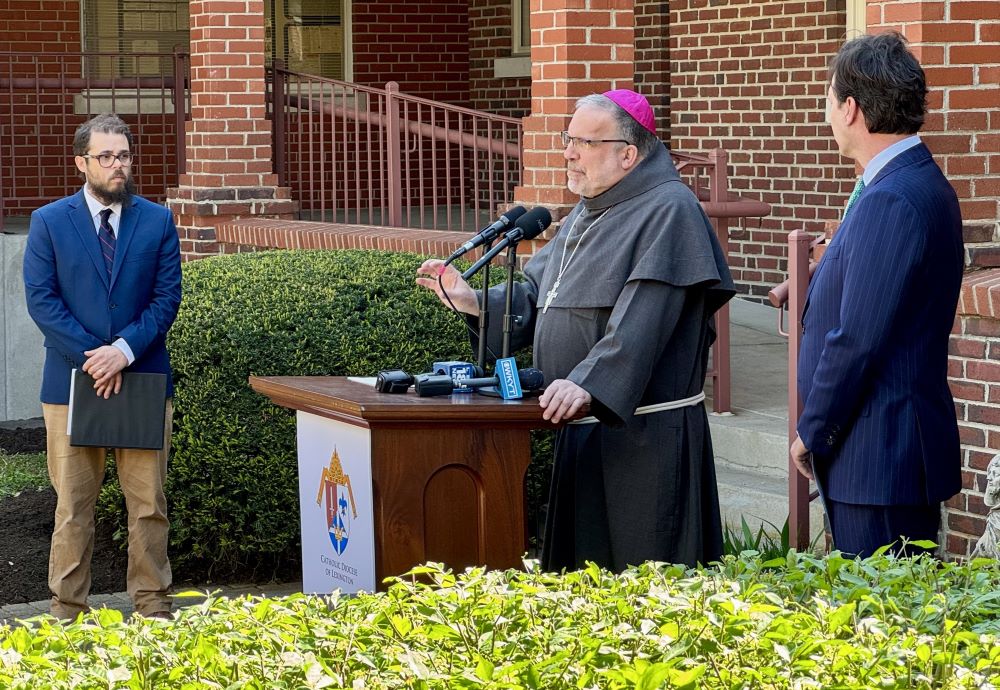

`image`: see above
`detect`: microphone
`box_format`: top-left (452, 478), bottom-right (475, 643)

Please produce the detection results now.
top-left (443, 206), bottom-right (527, 265)
top-left (463, 367), bottom-right (544, 392)
top-left (432, 360), bottom-right (484, 392)
top-left (461, 207), bottom-right (552, 280)
top-left (415, 357), bottom-right (544, 399)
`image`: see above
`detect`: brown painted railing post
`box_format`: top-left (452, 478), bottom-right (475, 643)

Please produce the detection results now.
top-left (172, 47), bottom-right (187, 178)
top-left (385, 81), bottom-right (403, 227)
top-left (272, 59), bottom-right (287, 187)
top-left (787, 229), bottom-right (812, 550)
top-left (708, 148), bottom-right (731, 415)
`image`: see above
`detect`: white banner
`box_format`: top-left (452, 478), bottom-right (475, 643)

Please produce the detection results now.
top-left (296, 411), bottom-right (375, 594)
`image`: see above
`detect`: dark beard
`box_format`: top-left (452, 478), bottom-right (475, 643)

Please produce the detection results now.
top-left (88, 175), bottom-right (135, 205)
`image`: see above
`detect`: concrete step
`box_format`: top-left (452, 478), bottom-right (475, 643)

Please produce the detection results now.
top-left (709, 408), bottom-right (789, 479)
top-left (716, 463), bottom-right (826, 547)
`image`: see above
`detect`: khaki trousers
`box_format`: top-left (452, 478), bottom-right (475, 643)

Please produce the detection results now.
top-left (42, 401), bottom-right (173, 619)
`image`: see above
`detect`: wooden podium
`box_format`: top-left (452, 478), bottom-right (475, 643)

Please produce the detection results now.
top-left (250, 375), bottom-right (552, 592)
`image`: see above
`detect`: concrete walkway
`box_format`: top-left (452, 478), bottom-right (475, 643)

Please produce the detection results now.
top-left (0, 581), bottom-right (303, 627)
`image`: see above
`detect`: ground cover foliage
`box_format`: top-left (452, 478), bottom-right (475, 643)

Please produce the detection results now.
top-left (2, 552), bottom-right (1000, 688)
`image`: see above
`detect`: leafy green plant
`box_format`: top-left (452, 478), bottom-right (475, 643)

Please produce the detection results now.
top-left (0, 452), bottom-right (48, 499)
top-left (722, 515), bottom-right (791, 560)
top-left (3, 554), bottom-right (1000, 688)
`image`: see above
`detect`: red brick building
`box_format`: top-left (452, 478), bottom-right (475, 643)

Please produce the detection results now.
top-left (1, 0), bottom-right (998, 558)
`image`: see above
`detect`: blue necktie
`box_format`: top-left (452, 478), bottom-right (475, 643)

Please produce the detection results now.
top-left (842, 177), bottom-right (865, 221)
top-left (98, 208), bottom-right (116, 281)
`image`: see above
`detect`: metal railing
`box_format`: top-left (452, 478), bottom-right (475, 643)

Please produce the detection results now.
top-left (768, 230), bottom-right (821, 550)
top-left (268, 62), bottom-right (523, 232)
top-left (0, 51), bottom-right (189, 231)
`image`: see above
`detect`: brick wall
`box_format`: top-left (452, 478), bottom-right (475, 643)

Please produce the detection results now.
top-left (0, 0), bottom-right (79, 52)
top-left (866, 0), bottom-right (1000, 228)
top-left (635, 0), bottom-right (671, 142)
top-left (946, 271), bottom-right (1000, 557)
top-left (469, 0), bottom-right (531, 117)
top-left (669, 0), bottom-right (853, 300)
top-left (352, 0), bottom-right (470, 105)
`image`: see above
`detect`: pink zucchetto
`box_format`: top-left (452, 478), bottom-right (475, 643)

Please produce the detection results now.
top-left (602, 89), bottom-right (656, 135)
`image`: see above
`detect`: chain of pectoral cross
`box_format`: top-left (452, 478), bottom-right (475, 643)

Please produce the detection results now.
top-left (543, 206), bottom-right (613, 314)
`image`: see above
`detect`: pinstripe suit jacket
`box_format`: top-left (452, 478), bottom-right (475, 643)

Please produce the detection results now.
top-left (797, 143), bottom-right (963, 505)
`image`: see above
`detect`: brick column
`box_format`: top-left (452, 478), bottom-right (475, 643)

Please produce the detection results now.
top-left (166, 0), bottom-right (296, 259)
top-left (514, 0), bottom-right (637, 227)
top-left (867, 0), bottom-right (1000, 229)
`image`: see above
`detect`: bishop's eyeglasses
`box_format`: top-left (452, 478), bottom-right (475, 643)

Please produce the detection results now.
top-left (81, 152), bottom-right (134, 168)
top-left (560, 131), bottom-right (631, 150)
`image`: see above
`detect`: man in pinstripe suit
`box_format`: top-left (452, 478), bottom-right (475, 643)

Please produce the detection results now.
top-left (790, 32), bottom-right (964, 559)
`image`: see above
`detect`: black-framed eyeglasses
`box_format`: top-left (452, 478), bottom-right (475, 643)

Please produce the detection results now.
top-left (82, 152), bottom-right (134, 168)
top-left (560, 131), bottom-right (631, 150)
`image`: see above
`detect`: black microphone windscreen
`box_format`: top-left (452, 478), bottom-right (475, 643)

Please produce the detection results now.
top-left (518, 367), bottom-right (545, 391)
top-left (513, 207), bottom-right (552, 240)
top-left (502, 205), bottom-right (528, 224)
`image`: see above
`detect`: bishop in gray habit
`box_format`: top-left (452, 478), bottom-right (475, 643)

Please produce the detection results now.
top-left (417, 89), bottom-right (735, 573)
top-left (486, 142), bottom-right (733, 571)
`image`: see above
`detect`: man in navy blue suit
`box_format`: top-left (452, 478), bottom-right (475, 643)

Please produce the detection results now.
top-left (790, 32), bottom-right (964, 559)
top-left (23, 114), bottom-right (182, 619)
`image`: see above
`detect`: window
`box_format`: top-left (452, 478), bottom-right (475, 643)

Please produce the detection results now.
top-left (265, 0), bottom-right (350, 80)
top-left (512, 0), bottom-right (530, 55)
top-left (81, 0), bottom-right (189, 78)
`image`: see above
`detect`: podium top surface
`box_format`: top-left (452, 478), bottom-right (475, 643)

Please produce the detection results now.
top-left (250, 375), bottom-right (557, 427)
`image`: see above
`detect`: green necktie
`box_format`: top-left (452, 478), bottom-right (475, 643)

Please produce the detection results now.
top-left (842, 177), bottom-right (865, 221)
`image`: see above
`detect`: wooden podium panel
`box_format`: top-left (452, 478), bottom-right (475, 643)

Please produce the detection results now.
top-left (250, 376), bottom-right (551, 589)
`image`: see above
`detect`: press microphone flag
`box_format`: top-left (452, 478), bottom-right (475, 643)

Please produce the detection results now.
top-left (443, 206), bottom-right (527, 266)
top-left (461, 206), bottom-right (553, 280)
top-left (432, 361), bottom-right (484, 392)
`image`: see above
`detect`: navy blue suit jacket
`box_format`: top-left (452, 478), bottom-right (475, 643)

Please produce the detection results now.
top-left (797, 143), bottom-right (963, 505)
top-left (23, 190), bottom-right (182, 404)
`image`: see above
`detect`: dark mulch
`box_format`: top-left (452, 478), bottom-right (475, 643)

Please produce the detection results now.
top-left (0, 424), bottom-right (128, 604)
top-left (0, 424), bottom-right (299, 606)
top-left (0, 425), bottom-right (46, 455)
top-left (0, 487), bottom-right (128, 604)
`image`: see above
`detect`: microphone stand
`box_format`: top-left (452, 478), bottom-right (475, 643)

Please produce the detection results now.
top-left (475, 240), bottom-right (493, 372)
top-left (500, 241), bottom-right (519, 359)
top-left (478, 239), bottom-right (520, 398)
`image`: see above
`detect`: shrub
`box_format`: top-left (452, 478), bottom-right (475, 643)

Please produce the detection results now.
top-left (3, 554), bottom-right (1000, 687)
top-left (99, 250), bottom-right (482, 580)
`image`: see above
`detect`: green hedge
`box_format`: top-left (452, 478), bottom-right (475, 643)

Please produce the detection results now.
top-left (100, 250), bottom-right (485, 579)
top-left (3, 554), bottom-right (1000, 687)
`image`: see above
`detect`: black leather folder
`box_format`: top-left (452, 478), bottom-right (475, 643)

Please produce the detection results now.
top-left (68, 369), bottom-right (167, 450)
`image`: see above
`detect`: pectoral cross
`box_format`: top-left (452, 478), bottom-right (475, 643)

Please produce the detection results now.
top-left (542, 280), bottom-right (560, 314)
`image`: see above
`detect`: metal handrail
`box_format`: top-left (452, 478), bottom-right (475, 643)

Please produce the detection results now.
top-left (0, 51), bottom-right (190, 229)
top-left (770, 230), bottom-right (822, 550)
top-left (268, 63), bottom-right (523, 233)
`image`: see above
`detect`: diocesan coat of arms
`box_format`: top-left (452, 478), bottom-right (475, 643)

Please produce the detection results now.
top-left (316, 448), bottom-right (358, 555)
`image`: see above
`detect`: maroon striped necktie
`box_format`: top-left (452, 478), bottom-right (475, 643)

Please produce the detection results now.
top-left (98, 208), bottom-right (116, 280)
